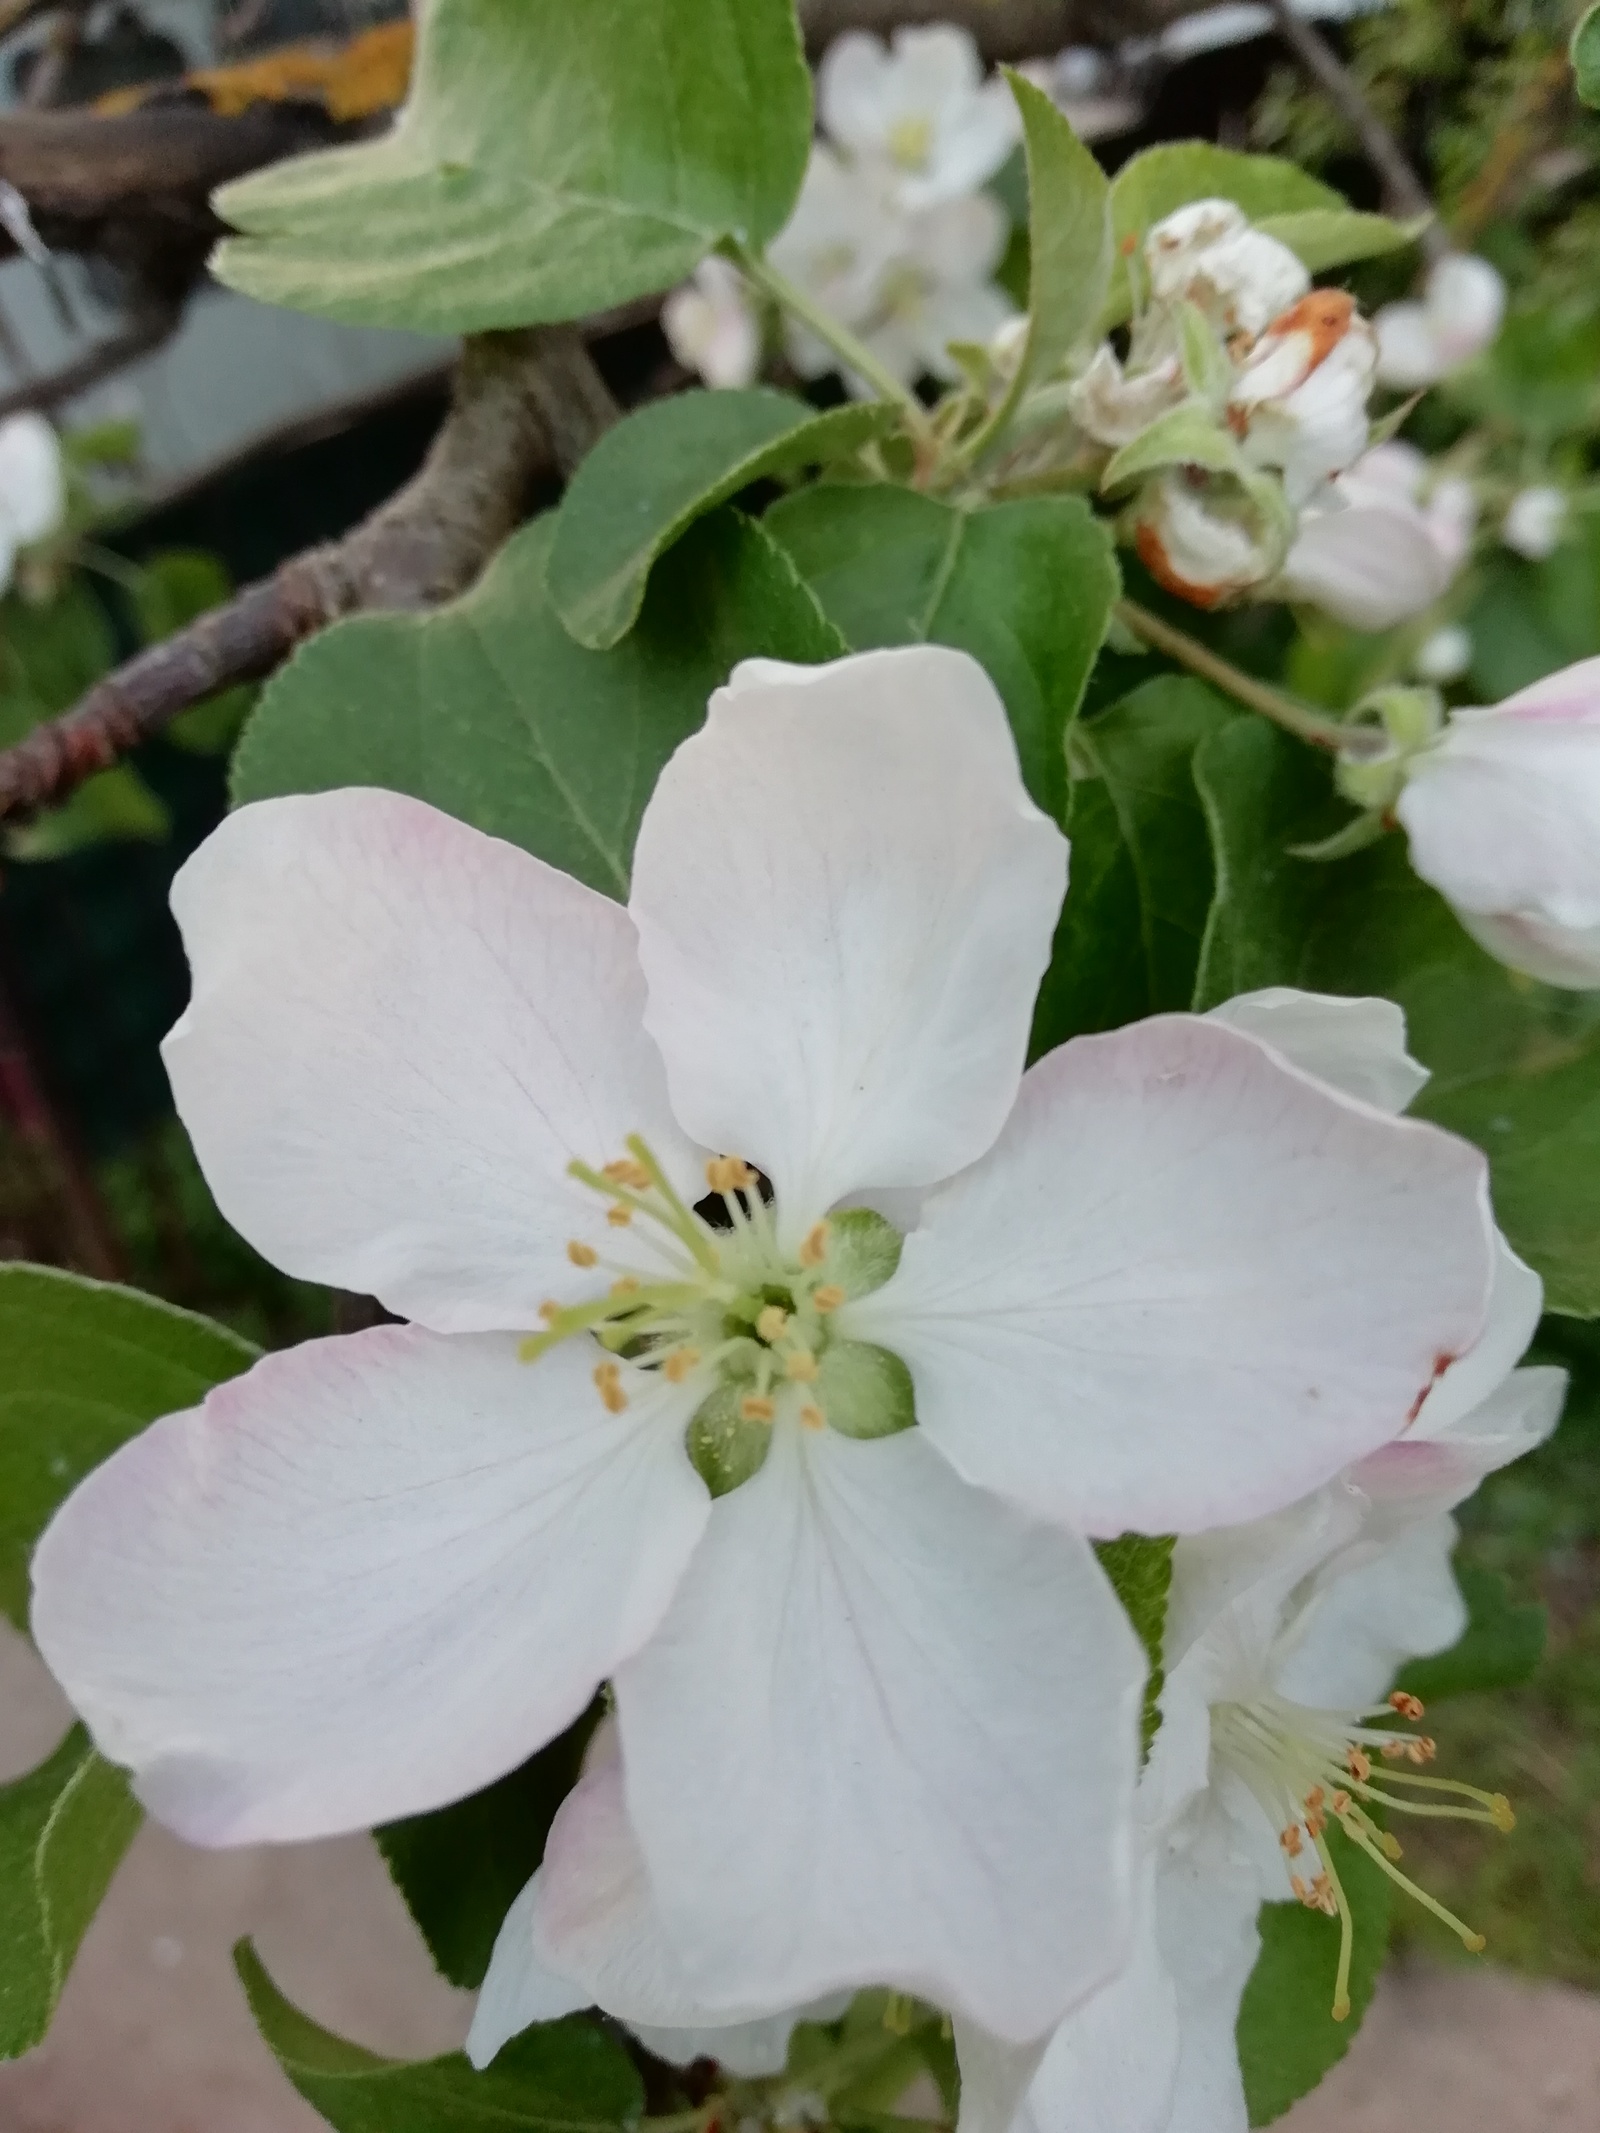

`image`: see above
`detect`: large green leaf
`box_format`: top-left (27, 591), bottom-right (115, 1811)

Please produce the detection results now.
top-left (237, 1944), bottom-right (644, 2132)
top-left (764, 484), bottom-right (1118, 821)
top-left (1189, 718), bottom-right (1600, 1316)
top-left (213, 0), bottom-right (811, 333)
top-left (377, 1710), bottom-right (596, 1991)
top-left (548, 391), bottom-right (894, 650)
top-left (0, 1266), bottom-right (258, 1630)
top-left (234, 510), bottom-right (843, 898)
top-left (1032, 678), bottom-right (1233, 1054)
top-left (1005, 72), bottom-right (1111, 388)
top-left (0, 1726), bottom-right (141, 2059)
top-left (1237, 1824), bottom-right (1392, 2126)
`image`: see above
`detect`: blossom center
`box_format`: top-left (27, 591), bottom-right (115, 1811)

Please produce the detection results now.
top-left (1212, 1688), bottom-right (1513, 2021)
top-left (521, 1138), bottom-right (911, 1488)
top-left (886, 113), bottom-right (935, 170)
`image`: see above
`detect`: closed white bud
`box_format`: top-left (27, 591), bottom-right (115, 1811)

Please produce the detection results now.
top-left (1502, 485), bottom-right (1568, 562)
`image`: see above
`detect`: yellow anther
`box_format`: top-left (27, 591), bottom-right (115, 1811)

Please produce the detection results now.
top-left (1280, 1825), bottom-right (1303, 1858)
top-left (1347, 1747), bottom-right (1372, 1783)
top-left (799, 1221), bottom-right (830, 1268)
top-left (800, 1403), bottom-right (826, 1431)
top-left (706, 1155), bottom-right (757, 1195)
top-left (1389, 1691), bottom-right (1426, 1720)
top-left (1380, 1833), bottom-right (1404, 1861)
top-left (785, 1349), bottom-right (820, 1383)
top-left (1290, 1874), bottom-right (1310, 1904)
top-left (1491, 1795), bottom-right (1515, 1833)
top-left (812, 1284), bottom-right (846, 1313)
top-left (539, 1300), bottom-right (563, 1323)
top-left (662, 1347), bottom-right (701, 1384)
top-left (593, 1361), bottom-right (629, 1415)
top-left (756, 1304), bottom-right (789, 1343)
top-left (607, 1205), bottom-right (633, 1228)
top-left (1409, 1737), bottom-right (1437, 1766)
top-left (1305, 1786), bottom-right (1325, 1811)
top-left (567, 1240), bottom-right (598, 1268)
top-left (740, 1393), bottom-right (776, 1424)
top-left (604, 1159), bottom-right (652, 1191)
top-left (1465, 1932), bottom-right (1487, 1954)
top-left (610, 1277), bottom-right (640, 1296)
top-left (1331, 1789), bottom-right (1352, 1816)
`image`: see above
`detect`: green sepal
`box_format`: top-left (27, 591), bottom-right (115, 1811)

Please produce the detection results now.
top-left (823, 1208), bottom-right (905, 1301)
top-left (687, 1380), bottom-right (775, 1497)
top-left (816, 1341), bottom-right (916, 1442)
top-left (1101, 404), bottom-right (1245, 494)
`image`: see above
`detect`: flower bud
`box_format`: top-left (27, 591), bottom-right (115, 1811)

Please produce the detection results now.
top-left (1414, 626), bottom-right (1473, 685)
top-left (1374, 254), bottom-right (1506, 390)
top-left (1395, 658), bottom-right (1600, 988)
top-left (1067, 343), bottom-right (1185, 447)
top-left (662, 259), bottom-right (762, 391)
top-left (1131, 472), bottom-right (1278, 607)
top-left (1277, 445), bottom-right (1472, 632)
top-left (1231, 292), bottom-right (1378, 506)
top-left (1144, 198), bottom-right (1310, 339)
top-left (1502, 485), bottom-right (1568, 562)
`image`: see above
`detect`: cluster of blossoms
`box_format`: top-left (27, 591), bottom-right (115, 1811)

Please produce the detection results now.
top-left (31, 643), bottom-right (1561, 2132)
top-left (665, 26), bottom-right (1019, 394)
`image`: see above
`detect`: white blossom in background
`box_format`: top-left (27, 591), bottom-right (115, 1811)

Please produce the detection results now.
top-left (994, 993), bottom-right (1563, 2133)
top-left (1375, 253), bottom-right (1507, 390)
top-left (1278, 442), bottom-right (1477, 630)
top-left (33, 646), bottom-right (1496, 2049)
top-left (1502, 484), bottom-right (1568, 561)
top-left (1392, 657), bottom-right (1600, 988)
top-left (1414, 624), bottom-right (1474, 685)
top-left (661, 258), bottom-right (762, 391)
top-left (0, 411), bottom-right (64, 593)
top-left (1145, 199), bottom-right (1309, 339)
top-left (818, 24), bottom-right (1021, 209)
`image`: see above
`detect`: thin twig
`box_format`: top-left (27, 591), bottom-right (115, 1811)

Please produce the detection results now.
top-left (0, 306), bottom-right (175, 423)
top-left (1450, 50), bottom-right (1574, 249)
top-left (1266, 0), bottom-right (1445, 262)
top-left (1115, 597), bottom-right (1360, 751)
top-left (0, 328), bottom-right (619, 825)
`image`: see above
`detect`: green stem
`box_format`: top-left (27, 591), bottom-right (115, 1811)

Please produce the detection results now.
top-left (1115, 597), bottom-right (1359, 752)
top-left (729, 242), bottom-right (930, 434)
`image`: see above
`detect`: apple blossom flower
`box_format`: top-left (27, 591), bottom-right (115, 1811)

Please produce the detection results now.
top-left (1277, 442), bottom-right (1476, 630)
top-left (767, 143), bottom-right (901, 375)
top-left (662, 258), bottom-right (763, 391)
top-left (0, 411), bottom-right (64, 593)
top-left (1068, 344), bottom-right (1186, 449)
top-left (1414, 624), bottom-right (1473, 686)
top-left (1131, 473), bottom-right (1280, 607)
top-left (1144, 199), bottom-right (1309, 340)
top-left (1502, 484), bottom-right (1568, 561)
top-left (1004, 990), bottom-right (1562, 2133)
top-left (1392, 657), bottom-right (1600, 988)
top-left (32, 650), bottom-right (1494, 2043)
top-left (1229, 291), bottom-right (1378, 506)
top-left (817, 24), bottom-right (1021, 210)
top-left (1374, 253), bottom-right (1506, 391)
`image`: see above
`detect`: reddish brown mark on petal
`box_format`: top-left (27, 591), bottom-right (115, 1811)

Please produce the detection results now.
top-left (1135, 521), bottom-right (1228, 609)
top-left (1406, 1351), bottom-right (1458, 1426)
top-left (1260, 289), bottom-right (1356, 375)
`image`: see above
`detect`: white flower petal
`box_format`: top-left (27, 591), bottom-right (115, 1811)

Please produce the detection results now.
top-left (955, 2021), bottom-right (1053, 2133)
top-left (1408, 1235), bottom-right (1542, 1439)
top-left (1425, 253), bottom-right (1505, 366)
top-left (1275, 1513), bottom-right (1466, 1709)
top-left (31, 1329), bottom-right (708, 1845)
top-left (1352, 1363), bottom-right (1566, 1523)
top-left (615, 1421), bottom-right (1144, 2042)
top-left (164, 790), bottom-right (692, 1334)
top-left (854, 1016), bottom-right (1494, 1536)
top-left (468, 1873), bottom-right (592, 2069)
top-left (1279, 498), bottom-right (1454, 630)
top-left (1206, 987), bottom-right (1429, 1114)
top-left (1455, 906), bottom-right (1600, 989)
top-left (1374, 300), bottom-right (1445, 390)
top-left (0, 411), bottom-right (64, 546)
top-left (629, 650), bottom-right (1067, 1234)
top-left (1156, 1818), bottom-right (1261, 2133)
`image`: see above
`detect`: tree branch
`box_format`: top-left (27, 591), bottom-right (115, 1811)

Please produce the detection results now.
top-left (796, 0), bottom-right (1196, 58)
top-left (0, 305), bottom-right (177, 422)
top-left (1266, 0), bottom-right (1444, 260)
top-left (0, 327), bottom-right (620, 825)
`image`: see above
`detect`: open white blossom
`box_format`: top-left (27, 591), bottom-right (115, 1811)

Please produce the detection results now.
top-left (1502, 484), bottom-right (1568, 562)
top-left (1375, 253), bottom-right (1506, 391)
top-left (0, 412), bottom-right (64, 593)
top-left (998, 992), bottom-right (1563, 2133)
top-left (33, 649), bottom-right (1495, 2046)
top-left (1144, 199), bottom-right (1309, 339)
top-left (662, 258), bottom-right (762, 392)
top-left (1395, 655), bottom-right (1600, 988)
top-left (1278, 442), bottom-right (1476, 630)
top-left (1230, 292), bottom-right (1378, 507)
top-left (818, 24), bottom-right (1020, 209)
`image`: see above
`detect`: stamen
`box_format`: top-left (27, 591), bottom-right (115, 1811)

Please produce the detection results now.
top-left (662, 1347), bottom-right (701, 1384)
top-left (1347, 1746), bottom-right (1372, 1782)
top-left (567, 1241), bottom-right (598, 1268)
top-left (593, 1361), bottom-right (629, 1414)
top-left (799, 1221), bottom-right (830, 1268)
top-left (784, 1350), bottom-right (819, 1383)
top-left (812, 1284), bottom-right (846, 1313)
top-left (756, 1304), bottom-right (789, 1343)
top-left (607, 1206), bottom-right (632, 1228)
top-left (1389, 1691), bottom-right (1426, 1721)
top-left (538, 1301), bottom-right (562, 1323)
top-left (800, 1403), bottom-right (826, 1430)
top-left (706, 1155), bottom-right (757, 1195)
top-left (740, 1393), bottom-right (776, 1424)
top-left (603, 1159), bottom-right (652, 1191)
top-left (1280, 1824), bottom-right (1303, 1858)
top-left (611, 1277), bottom-right (640, 1296)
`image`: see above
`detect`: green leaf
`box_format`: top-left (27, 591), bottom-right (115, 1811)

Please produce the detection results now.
top-left (237, 1943), bottom-right (644, 2132)
top-left (213, 0), bottom-right (811, 333)
top-left (1094, 1534), bottom-right (1174, 1754)
top-left (548, 391), bottom-right (895, 650)
top-left (1237, 1823), bottom-right (1392, 2126)
top-left (234, 509), bottom-right (843, 898)
top-left (6, 765), bottom-right (169, 859)
top-left (764, 485), bottom-right (1118, 821)
top-left (1104, 143), bottom-right (1345, 326)
top-left (1398, 1564), bottom-right (1547, 1705)
top-left (1032, 678), bottom-right (1234, 1054)
top-left (1255, 207), bottom-right (1423, 276)
top-left (377, 1715), bottom-right (597, 1992)
top-left (0, 1726), bottom-right (142, 2059)
top-left (0, 1265), bottom-right (258, 1630)
top-left (1100, 403), bottom-right (1244, 493)
top-left (1004, 71), bottom-right (1111, 387)
top-left (1573, 2), bottom-right (1600, 108)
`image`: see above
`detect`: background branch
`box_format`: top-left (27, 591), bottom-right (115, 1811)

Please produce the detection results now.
top-left (797, 0), bottom-right (1195, 57)
top-left (0, 304), bottom-right (176, 422)
top-left (0, 327), bottom-right (619, 825)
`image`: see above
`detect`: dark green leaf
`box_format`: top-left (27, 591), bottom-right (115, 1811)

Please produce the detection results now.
top-left (0, 1726), bottom-right (141, 2059)
top-left (1238, 1823), bottom-right (1391, 2126)
top-left (764, 484), bottom-right (1118, 820)
top-left (1094, 1534), bottom-right (1174, 1754)
top-left (234, 509), bottom-right (843, 899)
top-left (1573, 2), bottom-right (1600, 108)
top-left (1004, 72), bottom-right (1111, 386)
top-left (0, 1265), bottom-right (257, 1629)
top-left (377, 1712), bottom-right (597, 1992)
top-left (214, 0), bottom-right (811, 333)
top-left (1398, 1564), bottom-right (1547, 1705)
top-left (1254, 208), bottom-right (1420, 276)
top-left (1032, 677), bottom-right (1234, 1054)
top-left (237, 1943), bottom-right (644, 2131)
top-left (549, 392), bottom-right (896, 649)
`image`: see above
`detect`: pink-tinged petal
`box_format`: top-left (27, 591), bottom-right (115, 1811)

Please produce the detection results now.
top-left (164, 790), bottom-right (692, 1334)
top-left (468, 1874), bottom-right (592, 2069)
top-left (1353, 1363), bottom-right (1566, 1520)
top-left (1206, 988), bottom-right (1429, 1115)
top-left (1409, 1236), bottom-right (1542, 1440)
top-left (852, 1016), bottom-right (1494, 1536)
top-left (628, 650), bottom-right (1067, 1238)
top-left (615, 1421), bottom-right (1144, 2043)
top-left (31, 1329), bottom-right (708, 1845)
